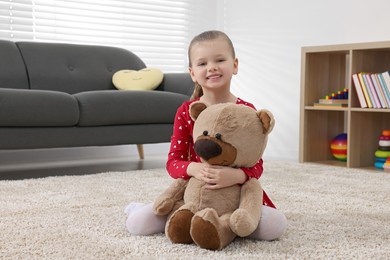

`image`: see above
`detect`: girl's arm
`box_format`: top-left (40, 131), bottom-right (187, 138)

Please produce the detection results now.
top-left (166, 104), bottom-right (197, 180)
top-left (240, 159), bottom-right (264, 180)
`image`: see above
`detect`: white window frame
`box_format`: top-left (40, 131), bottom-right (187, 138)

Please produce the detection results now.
top-left (0, 0), bottom-right (195, 72)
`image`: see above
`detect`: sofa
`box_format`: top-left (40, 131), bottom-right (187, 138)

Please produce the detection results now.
top-left (0, 40), bottom-right (194, 160)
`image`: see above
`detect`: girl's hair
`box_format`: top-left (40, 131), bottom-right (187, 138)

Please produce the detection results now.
top-left (188, 30), bottom-right (236, 100)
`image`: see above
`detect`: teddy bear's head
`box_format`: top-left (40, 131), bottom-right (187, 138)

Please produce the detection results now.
top-left (189, 101), bottom-right (275, 168)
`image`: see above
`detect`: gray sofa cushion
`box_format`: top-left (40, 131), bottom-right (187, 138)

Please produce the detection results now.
top-left (0, 88), bottom-right (79, 126)
top-left (74, 90), bottom-right (188, 126)
top-left (16, 42), bottom-right (146, 94)
top-left (0, 40), bottom-right (29, 90)
top-left (0, 124), bottom-right (174, 150)
top-left (156, 73), bottom-right (195, 97)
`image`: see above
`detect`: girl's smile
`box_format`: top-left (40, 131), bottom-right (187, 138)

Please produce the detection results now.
top-left (206, 74), bottom-right (222, 80)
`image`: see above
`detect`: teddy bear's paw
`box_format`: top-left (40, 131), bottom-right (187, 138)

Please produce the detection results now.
top-left (166, 209), bottom-right (194, 244)
top-left (230, 208), bottom-right (258, 237)
top-left (153, 198), bottom-right (175, 216)
top-left (190, 215), bottom-right (221, 250)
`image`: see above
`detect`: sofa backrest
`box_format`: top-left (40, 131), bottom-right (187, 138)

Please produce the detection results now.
top-left (0, 40), bottom-right (30, 90)
top-left (16, 41), bottom-right (146, 94)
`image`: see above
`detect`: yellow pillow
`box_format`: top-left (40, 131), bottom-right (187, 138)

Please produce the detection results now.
top-left (112, 68), bottom-right (164, 91)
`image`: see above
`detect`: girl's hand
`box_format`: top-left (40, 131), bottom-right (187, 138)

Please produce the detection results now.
top-left (200, 165), bottom-right (247, 189)
top-left (186, 162), bottom-right (207, 180)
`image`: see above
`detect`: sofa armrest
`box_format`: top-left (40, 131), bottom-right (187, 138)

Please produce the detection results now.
top-left (157, 73), bottom-right (194, 98)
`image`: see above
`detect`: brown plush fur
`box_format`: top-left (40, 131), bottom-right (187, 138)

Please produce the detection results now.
top-left (154, 102), bottom-right (275, 250)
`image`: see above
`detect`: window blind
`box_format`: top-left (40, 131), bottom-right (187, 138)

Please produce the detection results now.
top-left (0, 0), bottom-right (191, 72)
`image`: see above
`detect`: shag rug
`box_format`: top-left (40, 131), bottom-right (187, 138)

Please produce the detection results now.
top-left (1, 161), bottom-right (390, 259)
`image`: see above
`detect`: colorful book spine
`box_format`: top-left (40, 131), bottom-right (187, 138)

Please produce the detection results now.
top-left (378, 73), bottom-right (390, 105)
top-left (351, 73), bottom-right (368, 108)
top-left (357, 72), bottom-right (373, 108)
top-left (381, 71), bottom-right (390, 103)
top-left (376, 73), bottom-right (390, 101)
top-left (369, 73), bottom-right (387, 108)
top-left (362, 72), bottom-right (381, 108)
top-left (372, 73), bottom-right (389, 108)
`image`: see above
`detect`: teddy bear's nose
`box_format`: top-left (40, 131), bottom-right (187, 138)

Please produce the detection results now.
top-left (194, 139), bottom-right (222, 161)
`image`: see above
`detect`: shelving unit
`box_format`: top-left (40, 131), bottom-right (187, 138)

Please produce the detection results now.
top-left (299, 41), bottom-right (390, 169)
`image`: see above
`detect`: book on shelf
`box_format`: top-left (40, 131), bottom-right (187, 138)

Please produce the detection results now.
top-left (378, 72), bottom-right (390, 105)
top-left (381, 70), bottom-right (390, 102)
top-left (318, 99), bottom-right (348, 104)
top-left (352, 71), bottom-right (390, 109)
top-left (313, 103), bottom-right (348, 108)
top-left (371, 73), bottom-right (389, 108)
top-left (361, 72), bottom-right (380, 108)
top-left (351, 73), bottom-right (368, 108)
top-left (357, 72), bottom-right (373, 108)
top-left (366, 72), bottom-right (386, 108)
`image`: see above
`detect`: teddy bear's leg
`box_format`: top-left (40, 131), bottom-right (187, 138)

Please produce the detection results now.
top-left (229, 178), bottom-right (263, 237)
top-left (190, 208), bottom-right (236, 250)
top-left (165, 203), bottom-right (197, 244)
top-left (154, 179), bottom-right (188, 216)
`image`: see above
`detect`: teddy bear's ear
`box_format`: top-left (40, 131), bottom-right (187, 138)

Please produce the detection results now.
top-left (189, 101), bottom-right (208, 121)
top-left (257, 109), bottom-right (275, 134)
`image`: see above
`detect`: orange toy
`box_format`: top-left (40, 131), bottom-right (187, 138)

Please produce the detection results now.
top-left (384, 157), bottom-right (390, 172)
top-left (382, 130), bottom-right (390, 137)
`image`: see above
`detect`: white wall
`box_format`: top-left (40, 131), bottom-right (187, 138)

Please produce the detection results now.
top-left (219, 0), bottom-right (390, 161)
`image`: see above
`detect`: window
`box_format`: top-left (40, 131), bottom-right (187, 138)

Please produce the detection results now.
top-left (0, 0), bottom-right (192, 72)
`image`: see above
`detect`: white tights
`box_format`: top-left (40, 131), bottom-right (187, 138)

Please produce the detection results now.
top-left (124, 202), bottom-right (287, 241)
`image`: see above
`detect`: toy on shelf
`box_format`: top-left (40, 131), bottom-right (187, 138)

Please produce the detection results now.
top-left (374, 130), bottom-right (390, 169)
top-left (313, 88), bottom-right (349, 108)
top-left (330, 133), bottom-right (347, 161)
top-left (384, 157), bottom-right (390, 172)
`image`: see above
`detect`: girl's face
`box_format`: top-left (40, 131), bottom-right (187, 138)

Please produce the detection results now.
top-left (189, 38), bottom-right (238, 92)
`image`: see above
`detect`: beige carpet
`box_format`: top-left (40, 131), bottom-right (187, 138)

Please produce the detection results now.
top-left (1, 161), bottom-right (390, 259)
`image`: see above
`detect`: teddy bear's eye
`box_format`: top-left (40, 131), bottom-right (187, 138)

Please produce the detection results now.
top-left (215, 133), bottom-right (222, 140)
top-left (203, 130), bottom-right (208, 136)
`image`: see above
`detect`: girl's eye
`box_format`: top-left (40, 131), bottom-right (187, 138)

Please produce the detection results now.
top-left (197, 62), bottom-right (206, 67)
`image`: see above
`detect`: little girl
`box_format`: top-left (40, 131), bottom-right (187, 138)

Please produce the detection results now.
top-left (125, 30), bottom-right (287, 240)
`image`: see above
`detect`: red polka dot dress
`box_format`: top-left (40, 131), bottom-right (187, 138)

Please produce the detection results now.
top-left (166, 98), bottom-right (276, 208)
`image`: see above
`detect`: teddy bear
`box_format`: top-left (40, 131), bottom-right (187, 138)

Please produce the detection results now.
top-left (153, 101), bottom-right (275, 250)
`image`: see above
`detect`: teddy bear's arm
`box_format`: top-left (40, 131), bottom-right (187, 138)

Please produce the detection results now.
top-left (153, 179), bottom-right (188, 216)
top-left (230, 178), bottom-right (263, 237)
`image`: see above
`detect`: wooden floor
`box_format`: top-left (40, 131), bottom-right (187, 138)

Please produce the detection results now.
top-left (0, 156), bottom-right (166, 180)
top-left (0, 144), bottom-right (169, 180)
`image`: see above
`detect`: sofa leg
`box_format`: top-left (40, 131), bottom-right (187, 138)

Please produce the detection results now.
top-left (136, 144), bottom-right (144, 160)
